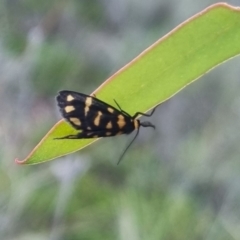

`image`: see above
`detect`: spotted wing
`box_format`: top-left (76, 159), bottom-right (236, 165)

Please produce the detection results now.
top-left (56, 91), bottom-right (135, 137)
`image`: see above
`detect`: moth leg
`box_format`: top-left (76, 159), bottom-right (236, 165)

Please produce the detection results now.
top-left (54, 134), bottom-right (82, 139)
top-left (132, 106), bottom-right (157, 119)
top-left (114, 99), bottom-right (131, 117)
top-left (55, 131), bottom-right (102, 139)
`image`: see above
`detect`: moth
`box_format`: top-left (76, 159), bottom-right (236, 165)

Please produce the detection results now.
top-left (56, 90), bottom-right (157, 164)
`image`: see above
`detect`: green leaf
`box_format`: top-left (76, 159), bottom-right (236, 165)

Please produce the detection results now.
top-left (16, 3), bottom-right (240, 165)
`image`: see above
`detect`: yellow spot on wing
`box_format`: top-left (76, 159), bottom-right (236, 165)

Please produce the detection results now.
top-left (85, 97), bottom-right (92, 106)
top-left (69, 117), bottom-right (81, 126)
top-left (84, 97), bottom-right (92, 116)
top-left (106, 121), bottom-right (112, 129)
top-left (107, 107), bottom-right (114, 113)
top-left (65, 106), bottom-right (75, 113)
top-left (67, 95), bottom-right (74, 102)
top-left (117, 115), bottom-right (126, 129)
top-left (94, 111), bottom-right (102, 126)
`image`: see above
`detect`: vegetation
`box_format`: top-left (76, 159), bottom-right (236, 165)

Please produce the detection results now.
top-left (1, 1), bottom-right (240, 239)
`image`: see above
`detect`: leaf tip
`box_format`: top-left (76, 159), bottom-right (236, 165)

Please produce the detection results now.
top-left (15, 158), bottom-right (25, 165)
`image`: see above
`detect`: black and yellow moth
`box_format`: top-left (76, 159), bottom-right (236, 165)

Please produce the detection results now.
top-left (56, 90), bottom-right (156, 163)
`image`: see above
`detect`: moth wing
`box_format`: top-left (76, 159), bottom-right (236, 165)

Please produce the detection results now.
top-left (56, 91), bottom-right (127, 131)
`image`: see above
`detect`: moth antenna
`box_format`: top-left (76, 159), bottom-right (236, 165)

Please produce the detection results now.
top-left (117, 128), bottom-right (140, 165)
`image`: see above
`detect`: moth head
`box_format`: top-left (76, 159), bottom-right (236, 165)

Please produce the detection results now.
top-left (140, 121), bottom-right (155, 129)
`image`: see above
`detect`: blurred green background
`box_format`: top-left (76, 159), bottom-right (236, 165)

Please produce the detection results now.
top-left (1, 0), bottom-right (240, 239)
